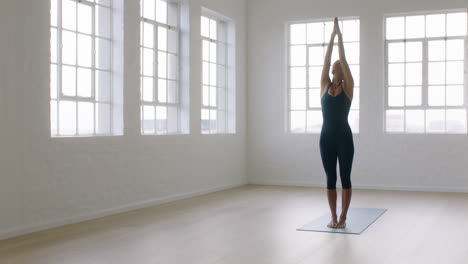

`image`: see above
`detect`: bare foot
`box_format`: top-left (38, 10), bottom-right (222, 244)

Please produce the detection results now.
top-left (335, 216), bottom-right (346, 228)
top-left (327, 218), bottom-right (338, 228)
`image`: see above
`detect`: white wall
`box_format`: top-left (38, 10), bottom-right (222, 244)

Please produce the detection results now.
top-left (0, 0), bottom-right (247, 240)
top-left (247, 0), bottom-right (468, 192)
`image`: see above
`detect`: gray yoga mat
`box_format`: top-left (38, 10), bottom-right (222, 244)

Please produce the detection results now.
top-left (297, 207), bottom-right (387, 234)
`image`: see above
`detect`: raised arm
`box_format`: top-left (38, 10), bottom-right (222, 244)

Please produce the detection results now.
top-left (321, 32), bottom-right (335, 90)
top-left (334, 17), bottom-right (354, 94)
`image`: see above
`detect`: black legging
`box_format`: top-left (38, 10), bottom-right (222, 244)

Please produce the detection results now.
top-left (320, 83), bottom-right (354, 189)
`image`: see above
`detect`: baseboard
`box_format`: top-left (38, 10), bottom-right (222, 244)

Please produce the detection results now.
top-left (0, 181), bottom-right (247, 241)
top-left (248, 178), bottom-right (468, 193)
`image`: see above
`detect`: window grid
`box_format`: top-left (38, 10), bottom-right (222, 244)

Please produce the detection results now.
top-left (201, 15), bottom-right (228, 134)
top-left (140, 0), bottom-right (181, 135)
top-left (288, 19), bottom-right (361, 134)
top-left (51, 0), bottom-right (114, 137)
top-left (384, 11), bottom-right (467, 134)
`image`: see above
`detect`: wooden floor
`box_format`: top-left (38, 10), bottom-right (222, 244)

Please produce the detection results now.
top-left (1, 184), bottom-right (468, 264)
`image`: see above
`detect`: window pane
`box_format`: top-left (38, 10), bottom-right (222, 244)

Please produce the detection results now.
top-left (405, 63), bottom-right (422, 85)
top-left (96, 70), bottom-right (110, 102)
top-left (446, 39), bottom-right (464, 60)
top-left (388, 86), bottom-right (404, 106)
top-left (290, 67), bottom-right (306, 88)
top-left (202, 61), bottom-right (209, 85)
top-left (446, 61), bottom-right (464, 85)
top-left (343, 20), bottom-right (359, 42)
top-left (209, 42), bottom-right (217, 63)
top-left (62, 0), bottom-right (76, 30)
top-left (78, 102), bottom-right (94, 134)
top-left (202, 85), bottom-right (209, 106)
top-left (426, 14), bottom-right (445, 37)
top-left (388, 63), bottom-right (404, 86)
top-left (168, 81), bottom-right (178, 103)
top-left (405, 86), bottom-right (421, 106)
top-left (168, 53), bottom-right (178, 80)
top-left (344, 42), bottom-right (359, 64)
top-left (405, 42), bottom-right (422, 62)
top-left (209, 63), bottom-right (216, 86)
top-left (428, 40), bottom-right (445, 61)
top-left (350, 65), bottom-right (360, 86)
top-left (406, 109), bottom-right (425, 133)
top-left (77, 2), bottom-right (92, 34)
top-left (210, 19), bottom-right (217, 40)
top-left (324, 21), bottom-right (335, 38)
top-left (143, 105), bottom-right (155, 134)
top-left (351, 88), bottom-right (359, 110)
top-left (51, 0), bottom-right (58, 27)
top-left (446, 85), bottom-right (464, 106)
top-left (291, 45), bottom-right (306, 66)
top-left (386, 17), bottom-right (404, 40)
top-left (156, 106), bottom-right (168, 134)
top-left (426, 109), bottom-right (445, 133)
top-left (143, 22), bottom-right (154, 48)
top-left (155, 0), bottom-right (167, 24)
top-left (447, 12), bottom-right (467, 37)
top-left (290, 24), bottom-right (306, 44)
top-left (143, 48), bottom-right (154, 76)
top-left (59, 100), bottom-right (76, 135)
top-left (210, 86), bottom-right (217, 106)
top-left (307, 22), bottom-right (323, 44)
top-left (386, 110), bottom-right (404, 132)
top-left (96, 38), bottom-right (111, 70)
top-left (142, 76), bottom-right (154, 102)
top-left (201, 16), bottom-right (210, 38)
top-left (428, 85), bottom-right (445, 106)
top-left (202, 40), bottom-right (209, 61)
top-left (77, 34), bottom-right (92, 67)
top-left (308, 88), bottom-right (321, 108)
top-left (306, 110), bottom-right (322, 133)
top-left (96, 6), bottom-right (111, 38)
top-left (405, 15), bottom-right (425, 39)
top-left (158, 79), bottom-right (167, 102)
top-left (308, 46), bottom-right (323, 66)
top-left (62, 30), bottom-right (76, 65)
top-left (158, 26), bottom-right (167, 51)
top-left (62, 65), bottom-right (76, 96)
top-left (388, 42), bottom-right (404, 63)
top-left (143, 0), bottom-right (155, 20)
top-left (158, 51), bottom-right (167, 78)
top-left (77, 67), bottom-right (92, 97)
top-left (290, 111), bottom-right (306, 133)
top-left (308, 66), bottom-right (322, 88)
top-left (96, 103), bottom-right (110, 134)
top-left (51, 100), bottom-right (58, 135)
top-left (290, 89), bottom-right (306, 110)
top-left (348, 110), bottom-right (359, 133)
top-left (51, 28), bottom-right (57, 63)
top-left (51, 64), bottom-right (57, 99)
top-left (446, 109), bottom-right (467, 133)
top-left (428, 62), bottom-right (445, 85)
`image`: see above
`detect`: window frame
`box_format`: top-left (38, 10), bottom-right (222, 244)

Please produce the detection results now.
top-left (140, 0), bottom-right (182, 135)
top-left (383, 10), bottom-right (468, 134)
top-left (51, 0), bottom-right (115, 137)
top-left (286, 17), bottom-right (361, 134)
top-left (200, 13), bottom-right (230, 134)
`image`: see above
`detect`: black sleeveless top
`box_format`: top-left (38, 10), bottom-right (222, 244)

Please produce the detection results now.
top-left (320, 82), bottom-right (352, 136)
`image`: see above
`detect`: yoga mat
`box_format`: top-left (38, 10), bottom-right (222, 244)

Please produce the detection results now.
top-left (297, 207), bottom-right (387, 234)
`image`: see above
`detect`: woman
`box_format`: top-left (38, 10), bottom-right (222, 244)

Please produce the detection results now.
top-left (320, 17), bottom-right (354, 228)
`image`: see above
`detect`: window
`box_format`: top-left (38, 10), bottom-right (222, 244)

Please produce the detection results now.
top-left (140, 0), bottom-right (184, 135)
top-left (50, 0), bottom-right (120, 137)
top-left (288, 18), bottom-right (360, 134)
top-left (201, 12), bottom-right (235, 134)
top-left (385, 11), bottom-right (467, 134)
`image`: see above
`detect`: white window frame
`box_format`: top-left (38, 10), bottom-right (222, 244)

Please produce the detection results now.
top-left (140, 0), bottom-right (183, 135)
top-left (287, 17), bottom-right (361, 134)
top-left (384, 10), bottom-right (468, 134)
top-left (51, 0), bottom-right (116, 137)
top-left (201, 11), bottom-right (233, 134)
